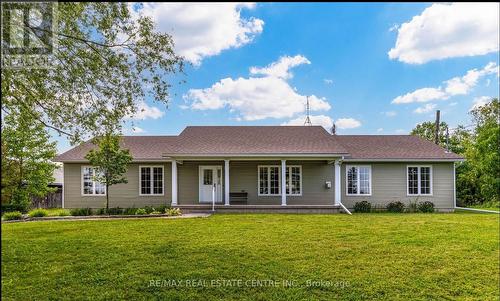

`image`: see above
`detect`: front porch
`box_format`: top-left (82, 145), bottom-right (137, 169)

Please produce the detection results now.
top-left (168, 158), bottom-right (344, 208)
top-left (174, 204), bottom-right (342, 214)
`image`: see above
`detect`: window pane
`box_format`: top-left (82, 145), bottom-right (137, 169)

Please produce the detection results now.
top-left (95, 182), bottom-right (106, 195)
top-left (359, 167), bottom-right (370, 195)
top-left (153, 167), bottom-right (163, 194)
top-left (420, 167), bottom-right (430, 194)
top-left (408, 167), bottom-right (419, 195)
top-left (203, 169), bottom-right (213, 185)
top-left (141, 167), bottom-right (151, 194)
top-left (270, 167), bottom-right (280, 195)
top-left (347, 167), bottom-right (358, 194)
top-left (259, 167), bottom-right (268, 194)
top-left (286, 168), bottom-right (290, 195)
top-left (83, 167), bottom-right (93, 194)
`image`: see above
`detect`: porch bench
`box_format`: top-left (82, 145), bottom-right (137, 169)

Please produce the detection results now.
top-left (230, 192), bottom-right (248, 204)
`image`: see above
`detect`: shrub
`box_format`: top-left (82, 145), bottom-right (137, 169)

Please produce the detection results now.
top-left (123, 208), bottom-right (138, 215)
top-left (354, 201), bottom-right (371, 213)
top-left (1, 203), bottom-right (29, 213)
top-left (155, 205), bottom-right (170, 213)
top-left (166, 208), bottom-right (182, 216)
top-left (96, 208), bottom-right (106, 215)
top-left (143, 206), bottom-right (155, 214)
top-left (150, 210), bottom-right (162, 215)
top-left (417, 201), bottom-right (435, 213)
top-left (28, 209), bottom-right (48, 217)
top-left (386, 201), bottom-right (405, 213)
top-left (53, 209), bottom-right (70, 216)
top-left (70, 208), bottom-right (93, 216)
top-left (2, 211), bottom-right (23, 221)
top-left (407, 201), bottom-right (418, 213)
top-left (106, 207), bottom-right (124, 215)
top-left (135, 208), bottom-right (147, 215)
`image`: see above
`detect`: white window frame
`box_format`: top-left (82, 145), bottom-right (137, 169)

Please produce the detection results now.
top-left (285, 165), bottom-right (303, 196)
top-left (139, 165), bottom-right (164, 196)
top-left (406, 165), bottom-right (433, 196)
top-left (345, 165), bottom-right (372, 196)
top-left (81, 166), bottom-right (106, 196)
top-left (257, 165), bottom-right (303, 196)
top-left (258, 165), bottom-right (281, 196)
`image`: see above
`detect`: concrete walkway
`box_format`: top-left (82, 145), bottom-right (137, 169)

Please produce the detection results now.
top-left (2, 213), bottom-right (212, 223)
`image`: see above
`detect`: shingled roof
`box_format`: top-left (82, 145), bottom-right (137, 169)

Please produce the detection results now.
top-left (55, 126), bottom-right (463, 162)
top-left (336, 135), bottom-right (462, 160)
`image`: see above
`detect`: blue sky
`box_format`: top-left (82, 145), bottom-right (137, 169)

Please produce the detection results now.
top-left (56, 3), bottom-right (499, 153)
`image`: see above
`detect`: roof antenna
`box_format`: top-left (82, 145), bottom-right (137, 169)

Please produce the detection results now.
top-left (304, 96), bottom-right (312, 126)
top-left (331, 124), bottom-right (336, 135)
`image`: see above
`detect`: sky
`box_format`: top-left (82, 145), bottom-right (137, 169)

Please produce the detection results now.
top-left (56, 2), bottom-right (499, 153)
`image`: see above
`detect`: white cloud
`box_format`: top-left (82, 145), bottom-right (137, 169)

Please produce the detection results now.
top-left (383, 111), bottom-right (397, 117)
top-left (392, 62), bottom-right (498, 104)
top-left (185, 55), bottom-right (331, 120)
top-left (335, 118), bottom-right (361, 129)
top-left (126, 101), bottom-right (165, 120)
top-left (323, 78), bottom-right (333, 85)
top-left (414, 103), bottom-right (437, 114)
top-left (395, 129), bottom-right (407, 134)
top-left (388, 3), bottom-right (499, 64)
top-left (282, 114), bottom-right (333, 130)
top-left (470, 96), bottom-right (491, 111)
top-left (388, 24), bottom-right (399, 32)
top-left (449, 102), bottom-right (458, 106)
top-left (250, 55), bottom-right (310, 79)
top-left (377, 128), bottom-right (384, 133)
top-left (134, 3), bottom-right (264, 65)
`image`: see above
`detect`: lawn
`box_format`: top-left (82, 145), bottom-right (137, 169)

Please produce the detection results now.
top-left (2, 213), bottom-right (499, 300)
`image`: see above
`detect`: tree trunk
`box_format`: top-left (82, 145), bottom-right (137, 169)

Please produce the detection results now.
top-left (106, 184), bottom-right (109, 212)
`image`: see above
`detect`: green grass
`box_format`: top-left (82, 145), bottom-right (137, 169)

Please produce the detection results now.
top-left (2, 214), bottom-right (499, 300)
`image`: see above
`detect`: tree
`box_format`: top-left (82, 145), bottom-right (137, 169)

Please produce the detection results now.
top-left (1, 107), bottom-right (58, 211)
top-left (85, 134), bottom-right (133, 210)
top-left (460, 99), bottom-right (499, 204)
top-left (1, 3), bottom-right (184, 144)
top-left (410, 121), bottom-right (470, 155)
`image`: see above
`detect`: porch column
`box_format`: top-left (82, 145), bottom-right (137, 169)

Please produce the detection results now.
top-left (224, 159), bottom-right (230, 206)
top-left (334, 159), bottom-right (341, 205)
top-left (171, 160), bottom-right (178, 206)
top-left (281, 159), bottom-right (287, 206)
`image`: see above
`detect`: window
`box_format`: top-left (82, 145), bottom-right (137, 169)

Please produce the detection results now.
top-left (140, 166), bottom-right (163, 195)
top-left (407, 166), bottom-right (432, 195)
top-left (82, 166), bottom-right (106, 195)
top-left (346, 165), bottom-right (371, 195)
top-left (286, 166), bottom-right (302, 195)
top-left (258, 165), bottom-right (302, 196)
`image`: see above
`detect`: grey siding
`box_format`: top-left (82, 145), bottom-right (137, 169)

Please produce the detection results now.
top-left (341, 162), bottom-right (454, 209)
top-left (64, 163), bottom-right (172, 208)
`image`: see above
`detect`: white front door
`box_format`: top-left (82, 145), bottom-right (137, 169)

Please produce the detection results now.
top-left (199, 166), bottom-right (222, 203)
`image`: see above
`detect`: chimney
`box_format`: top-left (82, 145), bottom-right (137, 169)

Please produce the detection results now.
top-left (434, 110), bottom-right (440, 145)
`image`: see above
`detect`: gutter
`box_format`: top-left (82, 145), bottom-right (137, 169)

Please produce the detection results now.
top-left (339, 203), bottom-right (352, 215)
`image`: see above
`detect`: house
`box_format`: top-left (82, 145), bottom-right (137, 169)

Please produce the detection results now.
top-left (55, 126), bottom-right (463, 213)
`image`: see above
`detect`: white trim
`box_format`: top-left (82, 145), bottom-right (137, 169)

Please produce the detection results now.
top-left (343, 158), bottom-right (463, 162)
top-left (163, 153), bottom-right (348, 159)
top-left (198, 165), bottom-right (223, 203)
top-left (453, 163), bottom-right (456, 208)
top-left (334, 160), bottom-right (341, 205)
top-left (171, 161), bottom-right (178, 205)
top-left (224, 160), bottom-right (230, 206)
top-left (345, 165), bottom-right (372, 196)
top-left (138, 165), bottom-right (165, 196)
top-left (80, 166), bottom-right (106, 196)
top-left (61, 164), bottom-right (65, 208)
top-left (281, 160), bottom-right (287, 206)
top-left (406, 165), bottom-right (433, 196)
top-left (257, 165), bottom-right (281, 196)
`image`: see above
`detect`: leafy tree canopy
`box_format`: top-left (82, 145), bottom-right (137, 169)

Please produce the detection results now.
top-left (1, 2), bottom-right (184, 144)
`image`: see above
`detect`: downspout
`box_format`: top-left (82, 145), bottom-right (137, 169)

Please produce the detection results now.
top-left (335, 156), bottom-right (352, 215)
